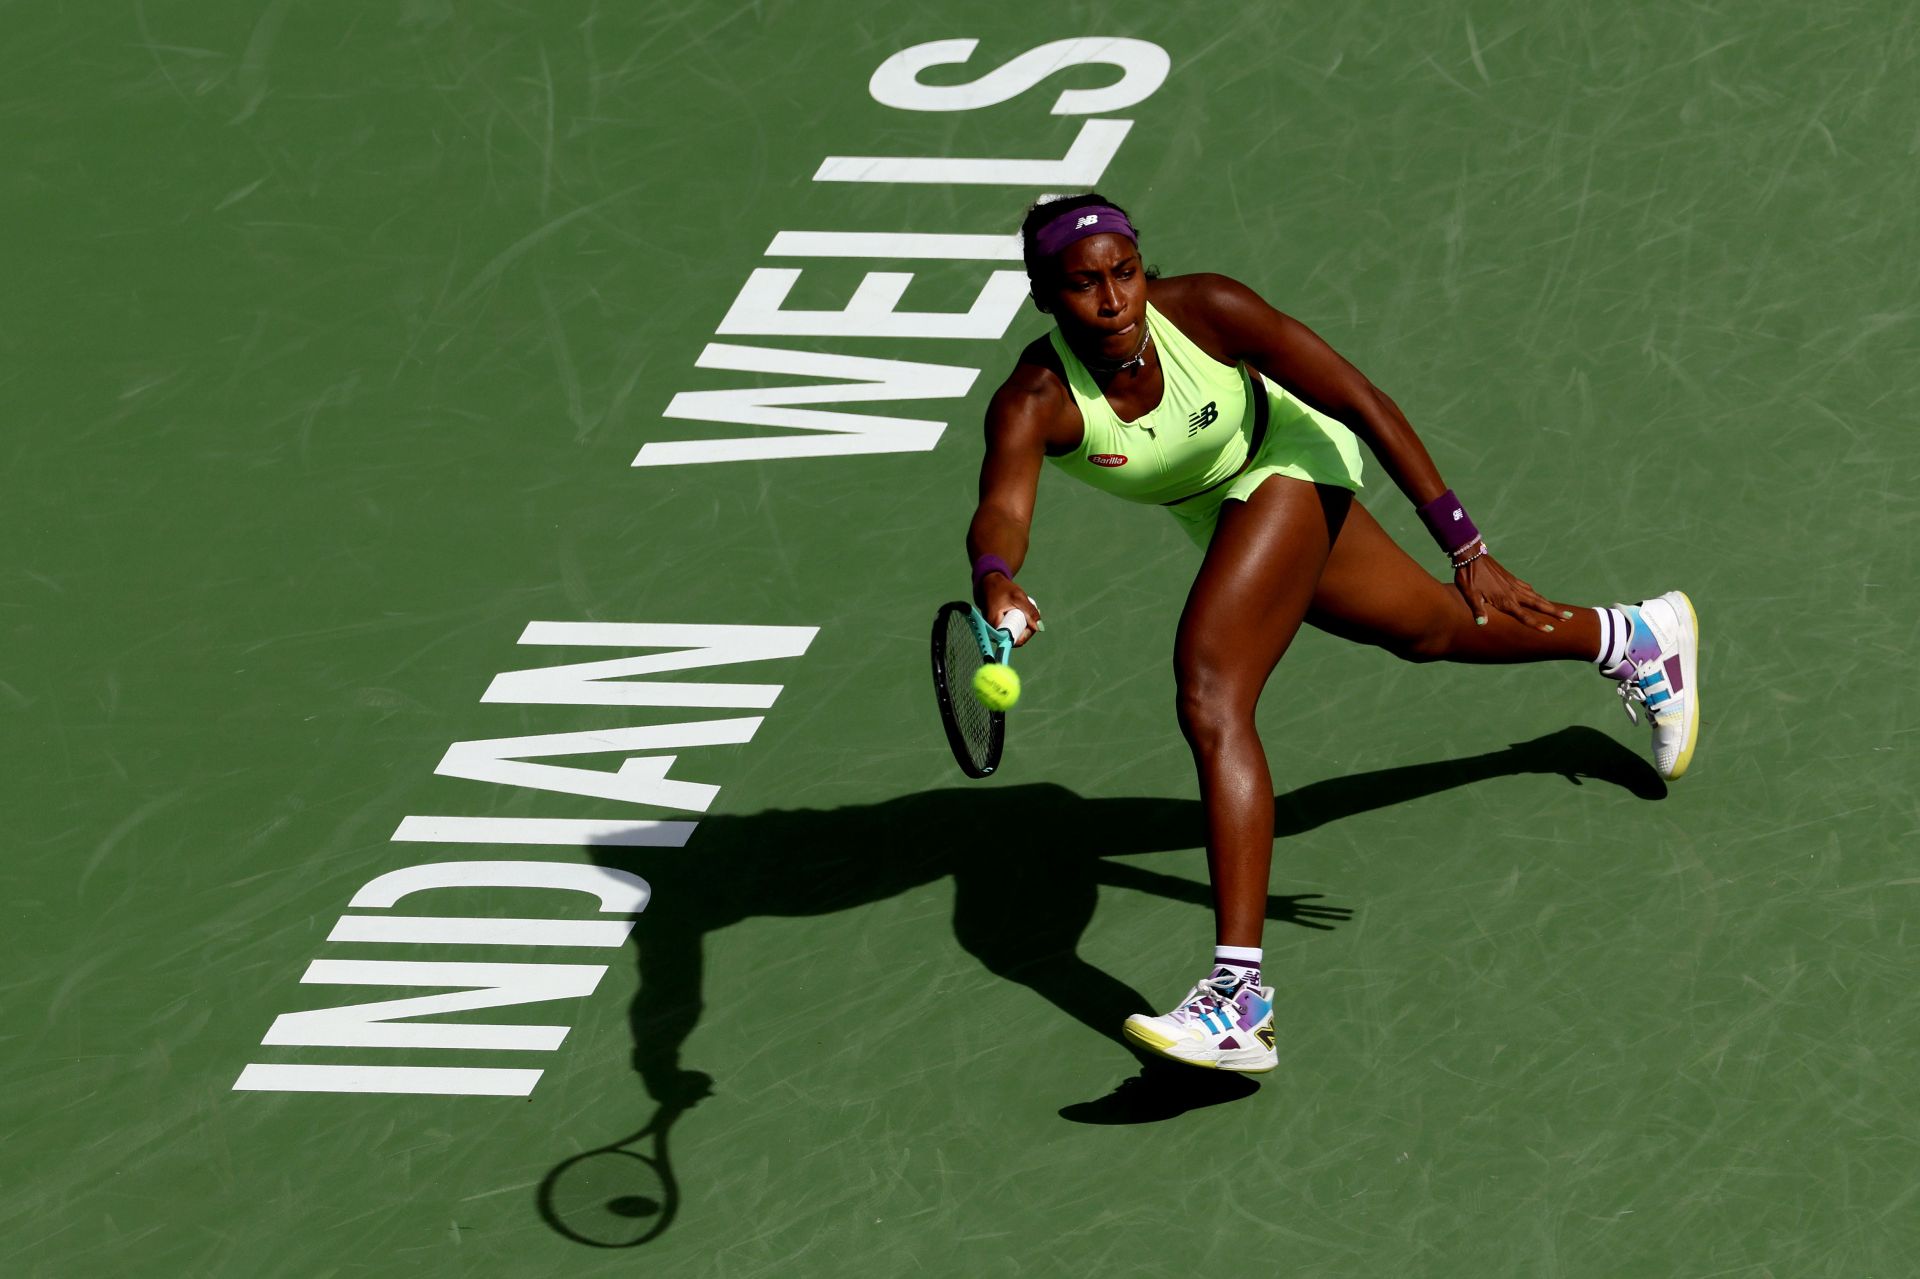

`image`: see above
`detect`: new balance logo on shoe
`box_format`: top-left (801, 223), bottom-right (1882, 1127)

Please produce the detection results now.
top-left (1187, 402), bottom-right (1218, 436)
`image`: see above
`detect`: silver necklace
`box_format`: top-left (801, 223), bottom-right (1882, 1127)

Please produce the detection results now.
top-left (1088, 320), bottom-right (1156, 435)
top-left (1097, 318), bottom-right (1153, 374)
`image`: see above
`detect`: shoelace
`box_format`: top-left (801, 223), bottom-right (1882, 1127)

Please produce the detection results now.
top-left (1616, 657), bottom-right (1678, 727)
top-left (1616, 668), bottom-right (1649, 726)
top-left (1173, 974), bottom-right (1242, 1025)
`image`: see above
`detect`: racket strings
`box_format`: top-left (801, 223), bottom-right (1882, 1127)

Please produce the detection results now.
top-left (941, 611), bottom-right (997, 764)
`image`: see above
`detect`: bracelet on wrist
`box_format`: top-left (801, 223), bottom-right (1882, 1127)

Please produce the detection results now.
top-left (1450, 539), bottom-right (1489, 571)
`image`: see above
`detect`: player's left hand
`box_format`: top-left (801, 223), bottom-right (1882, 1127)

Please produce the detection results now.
top-left (1455, 548), bottom-right (1562, 631)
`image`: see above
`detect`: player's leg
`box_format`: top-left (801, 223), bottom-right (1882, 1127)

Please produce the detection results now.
top-left (1178, 478), bottom-right (1343, 946)
top-left (1123, 475), bottom-right (1341, 1073)
top-left (1306, 499), bottom-right (1597, 662)
top-left (1308, 501), bottom-right (1701, 778)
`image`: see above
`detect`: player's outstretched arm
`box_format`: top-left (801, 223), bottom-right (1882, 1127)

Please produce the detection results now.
top-left (967, 370), bottom-right (1056, 645)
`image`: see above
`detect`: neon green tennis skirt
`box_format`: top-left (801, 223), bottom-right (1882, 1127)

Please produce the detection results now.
top-left (1165, 378), bottom-right (1366, 548)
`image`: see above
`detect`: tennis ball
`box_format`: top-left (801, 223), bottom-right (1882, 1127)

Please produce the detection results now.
top-left (972, 663), bottom-right (1021, 711)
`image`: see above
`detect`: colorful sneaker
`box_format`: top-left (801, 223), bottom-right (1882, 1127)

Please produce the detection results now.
top-left (1605, 591), bottom-right (1701, 780)
top-left (1122, 971), bottom-right (1278, 1073)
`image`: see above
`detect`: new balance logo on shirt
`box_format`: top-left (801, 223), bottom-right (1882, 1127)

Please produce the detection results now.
top-left (1187, 401), bottom-right (1218, 436)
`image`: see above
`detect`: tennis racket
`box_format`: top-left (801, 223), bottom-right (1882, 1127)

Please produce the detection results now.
top-left (931, 601), bottom-right (1030, 778)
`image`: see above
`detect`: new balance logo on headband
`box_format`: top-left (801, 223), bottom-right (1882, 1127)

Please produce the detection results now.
top-left (1074, 214), bottom-right (1099, 230)
top-left (1188, 402), bottom-right (1218, 436)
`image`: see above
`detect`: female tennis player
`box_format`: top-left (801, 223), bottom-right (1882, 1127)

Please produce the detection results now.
top-left (966, 193), bottom-right (1700, 1073)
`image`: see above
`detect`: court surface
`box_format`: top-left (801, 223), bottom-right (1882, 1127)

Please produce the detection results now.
top-left (7, 3), bottom-right (1918, 1275)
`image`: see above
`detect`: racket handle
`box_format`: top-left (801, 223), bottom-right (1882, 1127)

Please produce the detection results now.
top-left (996, 608), bottom-right (1030, 645)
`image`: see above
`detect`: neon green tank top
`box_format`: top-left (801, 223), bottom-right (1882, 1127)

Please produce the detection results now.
top-left (1046, 303), bottom-right (1257, 505)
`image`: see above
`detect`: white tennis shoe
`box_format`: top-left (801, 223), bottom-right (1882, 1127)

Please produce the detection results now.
top-left (1611, 591), bottom-right (1701, 780)
top-left (1123, 972), bottom-right (1278, 1073)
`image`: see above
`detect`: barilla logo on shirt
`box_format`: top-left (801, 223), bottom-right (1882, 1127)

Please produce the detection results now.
top-left (1090, 453), bottom-right (1128, 467)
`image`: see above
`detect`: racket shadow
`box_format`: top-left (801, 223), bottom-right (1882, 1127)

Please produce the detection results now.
top-left (538, 725), bottom-right (1659, 1244)
top-left (536, 1069), bottom-right (711, 1248)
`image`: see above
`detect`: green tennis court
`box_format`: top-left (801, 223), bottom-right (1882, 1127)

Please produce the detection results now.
top-left (8, 3), bottom-right (1917, 1274)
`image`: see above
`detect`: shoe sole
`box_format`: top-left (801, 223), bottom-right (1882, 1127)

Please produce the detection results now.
top-left (1122, 1019), bottom-right (1278, 1074)
top-left (1665, 589), bottom-right (1700, 780)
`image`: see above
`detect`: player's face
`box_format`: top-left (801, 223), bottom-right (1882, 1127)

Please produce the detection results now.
top-left (1044, 234), bottom-right (1148, 360)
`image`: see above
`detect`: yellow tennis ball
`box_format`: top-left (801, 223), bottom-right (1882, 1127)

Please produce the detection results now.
top-left (972, 663), bottom-right (1021, 711)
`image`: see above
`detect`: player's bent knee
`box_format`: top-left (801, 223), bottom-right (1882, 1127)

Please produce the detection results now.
top-left (1173, 667), bottom-right (1255, 748)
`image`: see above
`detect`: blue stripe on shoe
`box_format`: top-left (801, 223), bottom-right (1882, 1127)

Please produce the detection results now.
top-left (1647, 688), bottom-right (1672, 706)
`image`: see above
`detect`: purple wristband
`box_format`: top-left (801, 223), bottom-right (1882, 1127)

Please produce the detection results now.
top-left (971, 554), bottom-right (1013, 587)
top-left (1416, 489), bottom-right (1481, 555)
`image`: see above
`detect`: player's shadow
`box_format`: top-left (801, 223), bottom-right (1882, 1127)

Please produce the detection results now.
top-left (537, 725), bottom-right (1661, 1246)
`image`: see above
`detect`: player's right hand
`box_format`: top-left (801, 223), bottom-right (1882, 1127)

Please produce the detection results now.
top-left (976, 573), bottom-right (1042, 647)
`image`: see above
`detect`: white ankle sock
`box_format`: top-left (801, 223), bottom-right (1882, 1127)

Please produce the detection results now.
top-left (1594, 606), bottom-right (1632, 674)
top-left (1213, 945), bottom-right (1262, 988)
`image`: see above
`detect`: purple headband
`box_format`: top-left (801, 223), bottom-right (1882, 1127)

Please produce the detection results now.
top-left (1032, 203), bottom-right (1138, 258)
